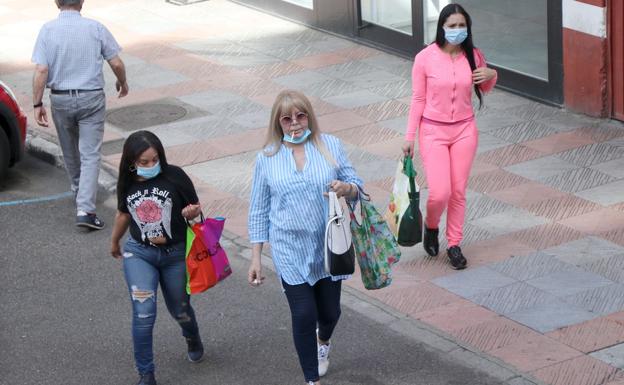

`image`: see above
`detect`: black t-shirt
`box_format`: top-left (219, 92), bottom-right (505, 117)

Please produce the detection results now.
top-left (118, 165), bottom-right (198, 245)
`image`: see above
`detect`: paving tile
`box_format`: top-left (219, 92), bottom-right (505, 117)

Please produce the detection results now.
top-left (342, 69), bottom-right (404, 89)
top-left (556, 142), bottom-right (624, 167)
top-left (509, 222), bottom-right (584, 251)
top-left (490, 120), bottom-right (560, 143)
top-left (535, 113), bottom-right (603, 132)
top-left (468, 169), bottom-right (532, 194)
top-left (285, 52), bottom-right (352, 69)
top-left (490, 251), bottom-right (577, 281)
top-left (464, 190), bottom-right (514, 221)
top-left (294, 78), bottom-right (362, 99)
top-left (470, 281), bottom-right (557, 315)
top-left (563, 284), bottom-right (624, 316)
top-left (367, 79), bottom-right (412, 99)
top-left (582, 255), bottom-right (624, 283)
top-left (504, 155), bottom-right (580, 181)
top-left (575, 180), bottom-right (624, 206)
top-left (507, 103), bottom-right (565, 121)
top-left (602, 228), bottom-right (624, 247)
top-left (488, 333), bottom-right (582, 372)
top-left (365, 281), bottom-right (462, 317)
top-left (351, 99), bottom-right (410, 122)
top-left (177, 90), bottom-right (247, 110)
top-left (469, 207), bottom-right (549, 237)
top-left (322, 89), bottom-right (389, 109)
top-left (544, 236), bottom-right (624, 266)
top-left (531, 355), bottom-right (620, 385)
top-left (589, 158), bottom-right (624, 179)
top-left (314, 60), bottom-right (380, 78)
top-left (523, 130), bottom-right (597, 154)
top-left (526, 268), bottom-right (614, 297)
top-left (559, 208), bottom-right (624, 235)
top-left (432, 266), bottom-right (517, 298)
top-left (461, 235), bottom-right (537, 267)
top-left (316, 110), bottom-right (372, 133)
top-left (524, 194), bottom-right (603, 221)
top-left (477, 132), bottom-right (510, 154)
top-left (360, 54), bottom-right (412, 76)
top-left (185, 151), bottom-right (257, 200)
top-left (592, 343), bottom-right (624, 369)
top-left (272, 70), bottom-right (333, 88)
top-left (604, 372), bottom-right (624, 385)
top-left (476, 144), bottom-right (547, 168)
top-left (574, 125), bottom-right (624, 143)
top-left (540, 167), bottom-right (617, 193)
top-left (506, 298), bottom-right (599, 333)
top-left (547, 315), bottom-right (624, 353)
top-left (377, 115), bottom-right (408, 134)
top-left (474, 108), bottom-right (526, 132)
top-left (333, 124), bottom-right (401, 147)
top-left (451, 316), bottom-right (540, 353)
top-left (471, 159), bottom-right (500, 176)
top-left (487, 181), bottom-right (568, 208)
top-left (412, 299), bottom-right (501, 334)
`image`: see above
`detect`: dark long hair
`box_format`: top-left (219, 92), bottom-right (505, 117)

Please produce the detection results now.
top-left (117, 130), bottom-right (169, 202)
top-left (435, 3), bottom-right (482, 108)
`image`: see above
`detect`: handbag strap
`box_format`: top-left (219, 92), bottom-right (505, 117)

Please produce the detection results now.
top-left (328, 191), bottom-right (343, 218)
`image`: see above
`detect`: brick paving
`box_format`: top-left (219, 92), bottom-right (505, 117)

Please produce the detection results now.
top-left (3, 1), bottom-right (624, 384)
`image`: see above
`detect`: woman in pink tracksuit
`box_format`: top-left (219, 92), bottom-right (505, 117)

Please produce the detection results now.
top-left (402, 3), bottom-right (497, 269)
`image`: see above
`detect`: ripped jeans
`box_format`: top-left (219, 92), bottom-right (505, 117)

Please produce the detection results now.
top-left (122, 238), bottom-right (200, 374)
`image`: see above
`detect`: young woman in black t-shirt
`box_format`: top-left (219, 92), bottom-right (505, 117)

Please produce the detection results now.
top-left (110, 130), bottom-right (203, 385)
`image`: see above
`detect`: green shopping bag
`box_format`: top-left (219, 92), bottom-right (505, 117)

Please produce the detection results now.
top-left (385, 157), bottom-right (423, 246)
top-left (348, 189), bottom-right (401, 290)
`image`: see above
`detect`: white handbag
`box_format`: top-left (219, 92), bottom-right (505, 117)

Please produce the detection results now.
top-left (324, 191), bottom-right (355, 275)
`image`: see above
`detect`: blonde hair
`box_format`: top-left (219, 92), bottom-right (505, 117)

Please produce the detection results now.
top-left (264, 90), bottom-right (336, 166)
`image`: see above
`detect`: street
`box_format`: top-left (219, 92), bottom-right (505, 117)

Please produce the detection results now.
top-left (0, 156), bottom-right (508, 385)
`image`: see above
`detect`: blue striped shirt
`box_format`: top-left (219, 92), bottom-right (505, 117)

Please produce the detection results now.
top-left (248, 134), bottom-right (363, 286)
top-left (31, 10), bottom-right (121, 90)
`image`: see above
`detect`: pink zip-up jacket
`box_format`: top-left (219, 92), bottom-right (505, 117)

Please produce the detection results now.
top-left (405, 43), bottom-right (497, 141)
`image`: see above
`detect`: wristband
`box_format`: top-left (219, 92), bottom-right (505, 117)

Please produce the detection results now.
top-left (33, 102), bottom-right (43, 108)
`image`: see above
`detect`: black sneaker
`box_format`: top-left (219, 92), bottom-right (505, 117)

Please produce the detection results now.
top-left (186, 335), bottom-right (204, 363)
top-left (423, 226), bottom-right (439, 256)
top-left (76, 213), bottom-right (105, 230)
top-left (136, 372), bottom-right (156, 385)
top-left (447, 246), bottom-right (467, 270)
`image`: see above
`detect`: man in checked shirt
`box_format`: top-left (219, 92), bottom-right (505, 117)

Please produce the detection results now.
top-left (32, 0), bottom-right (128, 230)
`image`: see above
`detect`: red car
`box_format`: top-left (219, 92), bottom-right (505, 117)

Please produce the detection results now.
top-left (0, 80), bottom-right (27, 181)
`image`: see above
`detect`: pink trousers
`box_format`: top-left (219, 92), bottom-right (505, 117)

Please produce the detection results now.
top-left (418, 117), bottom-right (478, 247)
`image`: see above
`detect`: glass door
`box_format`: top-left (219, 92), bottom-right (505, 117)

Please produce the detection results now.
top-left (356, 0), bottom-right (423, 56)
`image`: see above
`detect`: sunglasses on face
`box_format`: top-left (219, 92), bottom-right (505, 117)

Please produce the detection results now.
top-left (279, 112), bottom-right (308, 126)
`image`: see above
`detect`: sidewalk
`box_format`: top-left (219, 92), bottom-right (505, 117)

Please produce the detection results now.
top-left (2, 1), bottom-right (624, 384)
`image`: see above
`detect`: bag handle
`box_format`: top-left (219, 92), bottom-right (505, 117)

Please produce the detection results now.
top-left (346, 184), bottom-right (370, 228)
top-left (403, 156), bottom-right (418, 196)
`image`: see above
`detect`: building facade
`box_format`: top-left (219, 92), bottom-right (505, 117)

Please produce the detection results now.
top-left (231, 0), bottom-right (623, 121)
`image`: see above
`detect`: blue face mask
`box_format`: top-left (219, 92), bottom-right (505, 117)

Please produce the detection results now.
top-left (283, 129), bottom-right (311, 144)
top-left (136, 161), bottom-right (161, 179)
top-left (444, 27), bottom-right (468, 45)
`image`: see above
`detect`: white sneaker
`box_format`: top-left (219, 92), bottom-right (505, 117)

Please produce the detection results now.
top-left (317, 342), bottom-right (331, 377)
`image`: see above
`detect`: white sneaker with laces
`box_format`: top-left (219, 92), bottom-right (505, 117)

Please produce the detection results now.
top-left (317, 342), bottom-right (331, 377)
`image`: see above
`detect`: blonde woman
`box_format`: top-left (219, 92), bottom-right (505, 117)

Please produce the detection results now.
top-left (247, 90), bottom-right (363, 385)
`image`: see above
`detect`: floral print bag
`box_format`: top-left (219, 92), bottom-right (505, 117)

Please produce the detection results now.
top-left (348, 189), bottom-right (401, 290)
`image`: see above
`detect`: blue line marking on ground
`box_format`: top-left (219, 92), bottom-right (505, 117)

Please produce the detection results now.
top-left (0, 191), bottom-right (73, 207)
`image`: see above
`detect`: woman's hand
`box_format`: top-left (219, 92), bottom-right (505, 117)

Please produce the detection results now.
top-left (326, 180), bottom-right (356, 199)
top-left (111, 242), bottom-right (122, 259)
top-left (248, 258), bottom-right (264, 287)
top-left (402, 141), bottom-right (415, 158)
top-left (472, 67), bottom-right (497, 85)
top-left (181, 203), bottom-right (201, 220)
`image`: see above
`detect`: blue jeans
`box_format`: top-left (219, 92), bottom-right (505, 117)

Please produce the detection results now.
top-left (123, 238), bottom-right (199, 374)
top-left (282, 277), bottom-right (342, 382)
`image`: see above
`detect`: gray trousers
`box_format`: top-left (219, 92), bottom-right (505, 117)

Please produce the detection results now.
top-left (50, 90), bottom-right (106, 214)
